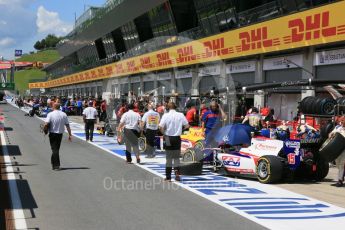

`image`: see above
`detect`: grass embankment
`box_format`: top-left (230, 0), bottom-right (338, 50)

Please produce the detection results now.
top-left (16, 49), bottom-right (60, 63)
top-left (14, 69), bottom-right (47, 94)
top-left (14, 49), bottom-right (60, 94)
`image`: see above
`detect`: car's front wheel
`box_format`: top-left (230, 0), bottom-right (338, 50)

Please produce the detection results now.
top-left (257, 155), bottom-right (283, 184)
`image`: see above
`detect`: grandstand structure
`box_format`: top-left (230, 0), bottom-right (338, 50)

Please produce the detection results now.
top-left (30, 0), bottom-right (345, 120)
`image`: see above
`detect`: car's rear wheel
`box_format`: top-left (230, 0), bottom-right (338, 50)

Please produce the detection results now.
top-left (138, 137), bottom-right (146, 153)
top-left (194, 141), bottom-right (204, 151)
top-left (257, 155), bottom-right (283, 184)
top-left (182, 149), bottom-right (195, 162)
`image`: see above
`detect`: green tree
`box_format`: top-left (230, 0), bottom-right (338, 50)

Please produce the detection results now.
top-left (33, 34), bottom-right (62, 50)
top-left (34, 41), bottom-right (42, 50)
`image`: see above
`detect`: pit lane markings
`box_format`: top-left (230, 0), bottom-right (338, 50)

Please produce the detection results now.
top-left (8, 101), bottom-right (345, 230)
top-left (0, 129), bottom-right (28, 229)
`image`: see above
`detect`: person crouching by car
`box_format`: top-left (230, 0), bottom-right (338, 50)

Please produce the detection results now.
top-left (141, 103), bottom-right (160, 158)
top-left (159, 102), bottom-right (189, 182)
top-left (83, 101), bottom-right (98, 142)
top-left (118, 103), bottom-right (142, 164)
top-left (329, 116), bottom-right (345, 187)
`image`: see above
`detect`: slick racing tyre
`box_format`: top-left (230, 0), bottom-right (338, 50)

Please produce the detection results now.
top-left (300, 97), bottom-right (336, 115)
top-left (300, 96), bottom-right (315, 114)
top-left (318, 98), bottom-right (336, 115)
top-left (320, 122), bottom-right (334, 140)
top-left (138, 137), bottom-right (147, 153)
top-left (182, 149), bottom-right (196, 163)
top-left (257, 155), bottom-right (283, 184)
top-left (179, 161), bottom-right (203, 175)
top-left (319, 132), bottom-right (345, 162)
top-left (193, 147), bottom-right (205, 162)
top-left (313, 156), bottom-right (330, 181)
top-left (194, 141), bottom-right (204, 152)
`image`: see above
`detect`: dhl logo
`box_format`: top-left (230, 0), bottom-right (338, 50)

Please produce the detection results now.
top-left (285, 11), bottom-right (345, 43)
top-left (29, 1), bottom-right (345, 89)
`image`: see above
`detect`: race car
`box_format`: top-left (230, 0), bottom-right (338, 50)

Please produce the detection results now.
top-left (37, 107), bottom-right (53, 118)
top-left (180, 127), bottom-right (205, 152)
top-left (134, 127), bottom-right (205, 154)
top-left (211, 134), bottom-right (330, 184)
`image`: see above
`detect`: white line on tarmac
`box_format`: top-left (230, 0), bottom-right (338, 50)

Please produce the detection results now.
top-left (0, 131), bottom-right (28, 230)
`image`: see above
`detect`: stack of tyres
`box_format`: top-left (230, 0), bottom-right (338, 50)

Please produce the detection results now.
top-left (300, 96), bottom-right (336, 115)
top-left (336, 97), bottom-right (345, 114)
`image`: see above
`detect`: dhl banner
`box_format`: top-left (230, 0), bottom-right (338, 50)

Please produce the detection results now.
top-left (29, 0), bottom-right (345, 89)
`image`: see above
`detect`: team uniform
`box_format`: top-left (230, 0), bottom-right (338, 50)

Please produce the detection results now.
top-left (120, 110), bottom-right (142, 163)
top-left (186, 107), bottom-right (198, 126)
top-left (46, 110), bottom-right (70, 169)
top-left (202, 110), bottom-right (221, 136)
top-left (159, 109), bottom-right (188, 181)
top-left (142, 109), bottom-right (160, 158)
top-left (83, 106), bottom-right (98, 141)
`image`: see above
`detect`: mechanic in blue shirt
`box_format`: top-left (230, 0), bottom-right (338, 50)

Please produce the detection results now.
top-left (202, 101), bottom-right (226, 138)
top-left (76, 97), bottom-right (83, 116)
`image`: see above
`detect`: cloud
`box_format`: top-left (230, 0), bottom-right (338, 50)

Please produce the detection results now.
top-left (36, 6), bottom-right (73, 36)
top-left (0, 37), bottom-right (15, 47)
top-left (0, 0), bottom-right (36, 56)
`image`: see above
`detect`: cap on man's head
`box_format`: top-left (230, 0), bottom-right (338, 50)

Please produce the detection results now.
top-left (88, 101), bottom-right (93, 106)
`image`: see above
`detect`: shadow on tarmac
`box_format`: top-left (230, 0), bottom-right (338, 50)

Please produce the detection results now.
top-left (58, 167), bottom-right (90, 171)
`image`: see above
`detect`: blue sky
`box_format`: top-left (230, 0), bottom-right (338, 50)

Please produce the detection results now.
top-left (0, 0), bottom-right (104, 59)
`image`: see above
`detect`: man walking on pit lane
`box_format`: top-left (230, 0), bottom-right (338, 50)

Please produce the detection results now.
top-left (44, 103), bottom-right (72, 170)
top-left (119, 103), bottom-right (142, 164)
top-left (159, 102), bottom-right (189, 182)
top-left (83, 101), bottom-right (98, 142)
top-left (141, 103), bottom-right (160, 158)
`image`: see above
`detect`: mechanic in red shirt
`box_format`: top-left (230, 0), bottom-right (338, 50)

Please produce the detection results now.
top-left (100, 100), bottom-right (107, 121)
top-left (186, 104), bottom-right (198, 126)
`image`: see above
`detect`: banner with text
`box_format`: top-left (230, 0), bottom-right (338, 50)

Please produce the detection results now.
top-left (29, 0), bottom-right (345, 89)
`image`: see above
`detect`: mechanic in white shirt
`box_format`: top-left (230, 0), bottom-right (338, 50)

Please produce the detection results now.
top-left (141, 104), bottom-right (160, 158)
top-left (119, 103), bottom-right (142, 164)
top-left (83, 101), bottom-right (98, 142)
top-left (45, 103), bottom-right (72, 170)
top-left (141, 103), bottom-right (160, 158)
top-left (329, 116), bottom-right (345, 187)
top-left (159, 102), bottom-right (189, 181)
